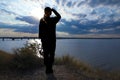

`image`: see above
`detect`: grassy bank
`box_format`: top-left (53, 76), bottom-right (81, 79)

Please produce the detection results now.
top-left (55, 55), bottom-right (120, 80)
top-left (0, 44), bottom-right (120, 80)
top-left (0, 50), bottom-right (14, 70)
top-left (0, 44), bottom-right (44, 71)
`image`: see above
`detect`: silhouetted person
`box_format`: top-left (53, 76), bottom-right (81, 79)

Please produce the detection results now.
top-left (39, 7), bottom-right (61, 74)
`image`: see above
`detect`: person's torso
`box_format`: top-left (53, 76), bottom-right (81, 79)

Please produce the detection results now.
top-left (40, 17), bottom-right (56, 39)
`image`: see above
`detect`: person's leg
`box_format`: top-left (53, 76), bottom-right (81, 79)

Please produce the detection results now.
top-left (41, 41), bottom-right (51, 74)
top-left (43, 51), bottom-right (49, 66)
top-left (49, 41), bottom-right (56, 73)
top-left (45, 47), bottom-right (55, 74)
top-left (42, 39), bottom-right (56, 74)
top-left (49, 50), bottom-right (55, 67)
top-left (44, 50), bottom-right (53, 74)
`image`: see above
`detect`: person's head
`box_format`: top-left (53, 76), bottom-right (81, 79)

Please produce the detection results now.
top-left (44, 7), bottom-right (52, 17)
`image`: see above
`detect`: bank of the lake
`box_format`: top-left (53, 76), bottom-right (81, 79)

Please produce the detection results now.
top-left (0, 49), bottom-right (120, 80)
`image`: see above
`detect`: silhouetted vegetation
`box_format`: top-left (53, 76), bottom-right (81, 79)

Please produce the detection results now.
top-left (11, 43), bottom-right (44, 71)
top-left (0, 43), bottom-right (44, 71)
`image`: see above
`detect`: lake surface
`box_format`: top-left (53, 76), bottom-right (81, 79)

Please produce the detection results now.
top-left (0, 39), bottom-right (120, 71)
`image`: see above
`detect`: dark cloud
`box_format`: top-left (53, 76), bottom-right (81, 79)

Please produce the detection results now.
top-left (66, 1), bottom-right (77, 7)
top-left (57, 19), bottom-right (94, 34)
top-left (0, 21), bottom-right (38, 34)
top-left (89, 0), bottom-right (120, 7)
top-left (14, 26), bottom-right (38, 33)
top-left (0, 9), bottom-right (17, 15)
top-left (77, 0), bottom-right (87, 7)
top-left (72, 13), bottom-right (87, 19)
top-left (66, 0), bottom-right (86, 7)
top-left (66, 1), bottom-right (72, 7)
top-left (16, 16), bottom-right (39, 25)
top-left (15, 16), bottom-right (39, 33)
top-left (0, 3), bottom-right (7, 7)
top-left (78, 14), bottom-right (87, 18)
top-left (57, 18), bottom-right (120, 35)
top-left (56, 0), bottom-right (60, 4)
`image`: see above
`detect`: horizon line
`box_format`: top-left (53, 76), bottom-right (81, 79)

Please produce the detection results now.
top-left (0, 37), bottom-right (120, 41)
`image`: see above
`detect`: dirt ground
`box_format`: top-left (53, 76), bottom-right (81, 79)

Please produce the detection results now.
top-left (0, 65), bottom-right (95, 80)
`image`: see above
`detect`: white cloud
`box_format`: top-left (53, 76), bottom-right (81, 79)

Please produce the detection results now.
top-left (103, 28), bottom-right (114, 31)
top-left (59, 8), bottom-right (79, 22)
top-left (88, 27), bottom-right (117, 33)
top-left (71, 25), bottom-right (78, 29)
top-left (57, 33), bottom-right (120, 38)
top-left (116, 26), bottom-right (120, 29)
top-left (57, 21), bottom-right (65, 27)
top-left (89, 28), bottom-right (101, 33)
top-left (98, 17), bottom-right (110, 24)
top-left (87, 14), bottom-right (99, 21)
top-left (79, 19), bottom-right (88, 24)
top-left (56, 31), bottom-right (70, 37)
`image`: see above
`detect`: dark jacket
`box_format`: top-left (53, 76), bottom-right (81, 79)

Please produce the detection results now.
top-left (39, 9), bottom-right (61, 41)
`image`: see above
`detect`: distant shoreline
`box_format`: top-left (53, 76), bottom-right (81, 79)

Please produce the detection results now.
top-left (0, 37), bottom-right (120, 40)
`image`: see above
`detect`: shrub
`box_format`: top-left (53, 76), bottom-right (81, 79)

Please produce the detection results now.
top-left (11, 43), bottom-right (44, 71)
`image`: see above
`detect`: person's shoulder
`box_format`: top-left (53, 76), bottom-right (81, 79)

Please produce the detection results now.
top-left (40, 17), bottom-right (44, 22)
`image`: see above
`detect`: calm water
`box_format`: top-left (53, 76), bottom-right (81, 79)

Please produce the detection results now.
top-left (56, 39), bottom-right (120, 71)
top-left (0, 39), bottom-right (120, 71)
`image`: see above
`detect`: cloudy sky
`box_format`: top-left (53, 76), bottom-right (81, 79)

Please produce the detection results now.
top-left (0, 0), bottom-right (120, 38)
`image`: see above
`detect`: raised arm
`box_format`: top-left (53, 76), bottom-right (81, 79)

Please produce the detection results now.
top-left (51, 9), bottom-right (61, 23)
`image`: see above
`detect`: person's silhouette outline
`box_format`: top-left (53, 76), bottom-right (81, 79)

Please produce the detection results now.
top-left (39, 7), bottom-right (61, 74)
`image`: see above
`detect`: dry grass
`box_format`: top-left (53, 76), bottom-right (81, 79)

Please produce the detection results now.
top-left (0, 50), bottom-right (14, 70)
top-left (55, 55), bottom-right (120, 80)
